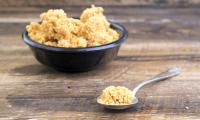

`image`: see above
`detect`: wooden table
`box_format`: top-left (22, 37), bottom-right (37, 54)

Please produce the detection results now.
top-left (1, 0), bottom-right (200, 119)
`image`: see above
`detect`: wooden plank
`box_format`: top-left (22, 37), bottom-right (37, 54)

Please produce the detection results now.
top-left (1, 18), bottom-right (200, 119)
top-left (1, 37), bottom-right (200, 119)
top-left (0, 5), bottom-right (200, 120)
top-left (1, 6), bottom-right (200, 17)
top-left (0, 0), bottom-right (200, 7)
top-left (1, 7), bottom-right (200, 57)
top-left (1, 7), bottom-right (200, 39)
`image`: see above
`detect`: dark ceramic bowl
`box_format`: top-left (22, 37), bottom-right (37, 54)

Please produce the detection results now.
top-left (22, 22), bottom-right (128, 72)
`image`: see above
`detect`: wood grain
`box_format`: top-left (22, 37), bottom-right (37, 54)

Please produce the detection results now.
top-left (1, 2), bottom-right (200, 120)
top-left (1, 0), bottom-right (200, 7)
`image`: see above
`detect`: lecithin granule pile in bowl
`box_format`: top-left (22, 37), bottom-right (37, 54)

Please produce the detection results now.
top-left (26, 5), bottom-right (119, 48)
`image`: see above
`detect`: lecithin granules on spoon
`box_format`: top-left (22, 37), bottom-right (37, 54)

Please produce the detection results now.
top-left (98, 86), bottom-right (133, 105)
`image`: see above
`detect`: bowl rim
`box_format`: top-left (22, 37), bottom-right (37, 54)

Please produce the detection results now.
top-left (22, 21), bottom-right (128, 52)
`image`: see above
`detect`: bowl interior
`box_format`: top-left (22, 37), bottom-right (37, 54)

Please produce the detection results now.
top-left (23, 21), bottom-right (128, 52)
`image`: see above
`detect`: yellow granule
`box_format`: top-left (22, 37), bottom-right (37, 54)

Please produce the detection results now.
top-left (98, 86), bottom-right (133, 105)
top-left (26, 5), bottom-right (119, 48)
top-left (80, 4), bottom-right (104, 22)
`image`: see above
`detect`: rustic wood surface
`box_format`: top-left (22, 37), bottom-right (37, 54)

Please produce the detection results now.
top-left (1, 0), bottom-right (200, 119)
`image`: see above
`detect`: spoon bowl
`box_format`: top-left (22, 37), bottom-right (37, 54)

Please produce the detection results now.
top-left (97, 97), bottom-right (138, 110)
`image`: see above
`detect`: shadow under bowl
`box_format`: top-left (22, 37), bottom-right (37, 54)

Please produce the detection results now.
top-left (22, 22), bottom-right (128, 72)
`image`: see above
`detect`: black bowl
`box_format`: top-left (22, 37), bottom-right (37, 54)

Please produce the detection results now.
top-left (22, 22), bottom-right (128, 72)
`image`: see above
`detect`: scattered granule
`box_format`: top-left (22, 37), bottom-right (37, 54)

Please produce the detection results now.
top-left (26, 5), bottom-right (119, 48)
top-left (98, 86), bottom-right (133, 105)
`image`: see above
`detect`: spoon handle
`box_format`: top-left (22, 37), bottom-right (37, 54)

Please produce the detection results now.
top-left (132, 67), bottom-right (181, 97)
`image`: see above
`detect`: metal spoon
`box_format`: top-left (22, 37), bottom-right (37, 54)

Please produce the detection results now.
top-left (97, 67), bottom-right (181, 110)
